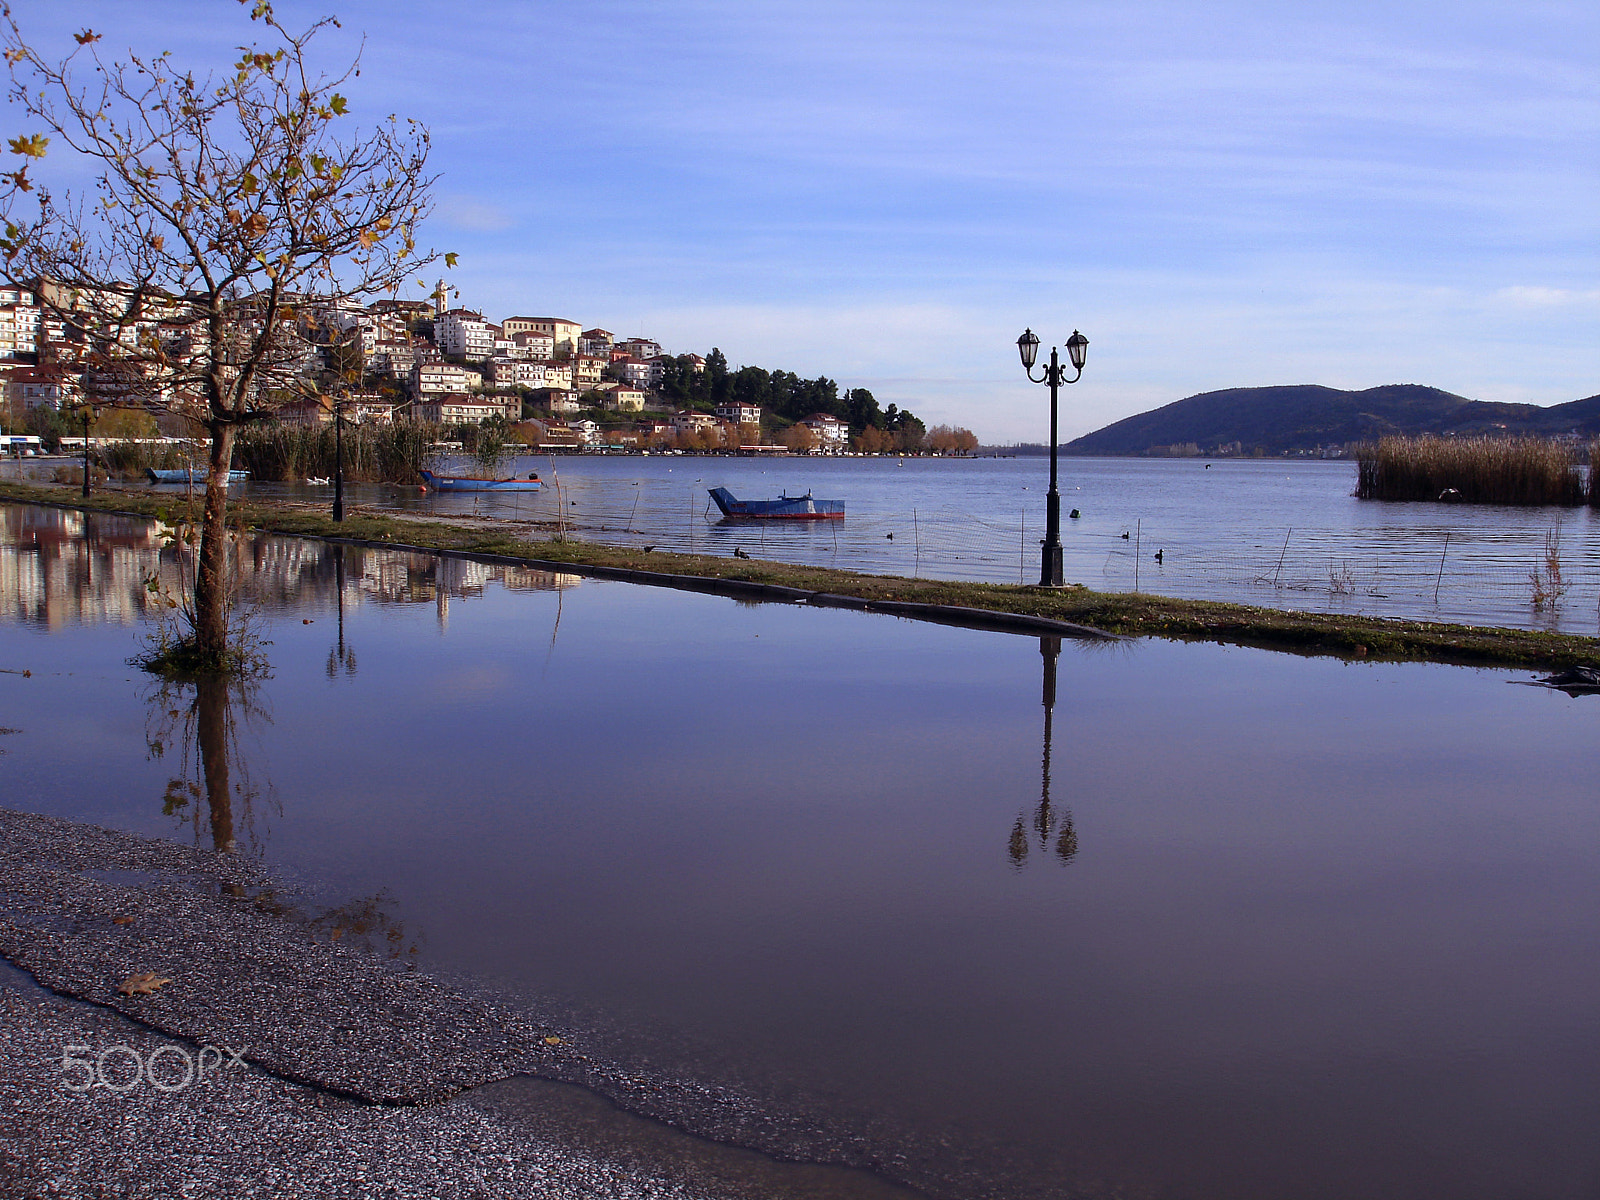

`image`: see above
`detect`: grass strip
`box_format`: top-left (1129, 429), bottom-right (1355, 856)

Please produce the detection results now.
top-left (4, 479), bottom-right (1597, 671)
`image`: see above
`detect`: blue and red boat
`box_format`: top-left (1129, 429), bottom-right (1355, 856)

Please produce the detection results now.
top-left (708, 486), bottom-right (843, 520)
top-left (421, 470), bottom-right (543, 492)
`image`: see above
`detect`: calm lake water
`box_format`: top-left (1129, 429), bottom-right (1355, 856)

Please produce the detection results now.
top-left (3, 504), bottom-right (1599, 1199)
top-left (244, 455), bottom-right (1600, 636)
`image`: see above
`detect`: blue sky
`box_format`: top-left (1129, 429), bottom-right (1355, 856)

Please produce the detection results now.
top-left (9, 1), bottom-right (1597, 441)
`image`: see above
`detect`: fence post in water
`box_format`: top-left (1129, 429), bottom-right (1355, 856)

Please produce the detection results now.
top-left (913, 508), bottom-right (920, 578)
top-left (1434, 532), bottom-right (1450, 603)
top-left (1135, 519), bottom-right (1141, 593)
top-left (1020, 510), bottom-right (1026, 584)
top-left (1273, 529), bottom-right (1292, 587)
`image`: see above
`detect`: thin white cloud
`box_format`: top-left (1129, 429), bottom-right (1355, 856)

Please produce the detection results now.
top-left (434, 195), bottom-right (516, 234)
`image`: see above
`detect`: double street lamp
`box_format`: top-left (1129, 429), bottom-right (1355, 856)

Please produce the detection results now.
top-left (1017, 328), bottom-right (1088, 587)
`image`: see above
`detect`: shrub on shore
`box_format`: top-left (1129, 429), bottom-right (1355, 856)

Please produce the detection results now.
top-left (1355, 436), bottom-right (1585, 506)
top-left (233, 422), bottom-right (433, 484)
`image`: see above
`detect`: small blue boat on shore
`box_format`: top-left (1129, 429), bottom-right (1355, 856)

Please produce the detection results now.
top-left (708, 486), bottom-right (843, 520)
top-left (421, 470), bottom-right (543, 492)
top-left (147, 468), bottom-right (249, 484)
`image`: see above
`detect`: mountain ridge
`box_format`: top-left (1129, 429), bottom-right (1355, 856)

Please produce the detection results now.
top-left (1063, 385), bottom-right (1600, 457)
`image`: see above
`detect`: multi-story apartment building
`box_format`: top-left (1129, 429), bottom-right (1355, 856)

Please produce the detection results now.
top-left (716, 402), bottom-right (763, 426)
top-left (370, 338), bottom-right (436, 378)
top-left (617, 337), bottom-right (661, 361)
top-left (413, 393), bottom-right (515, 424)
top-left (672, 410), bottom-right (719, 435)
top-left (501, 317), bottom-right (580, 358)
top-left (0, 287), bottom-right (42, 360)
top-left (803, 413), bottom-right (850, 450)
top-left (511, 331), bottom-right (554, 360)
top-left (597, 383), bottom-right (646, 412)
top-left (578, 329), bottom-right (613, 358)
top-left (571, 355), bottom-right (606, 390)
top-left (411, 361), bottom-right (484, 396)
top-left (487, 359), bottom-right (573, 390)
top-left (6, 364), bottom-right (79, 410)
top-left (607, 356), bottom-right (653, 389)
top-left (433, 309), bottom-right (495, 361)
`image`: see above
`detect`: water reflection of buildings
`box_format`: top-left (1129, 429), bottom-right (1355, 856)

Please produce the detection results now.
top-left (0, 503), bottom-right (581, 630)
top-left (1009, 636), bottom-right (1079, 869)
top-left (0, 507), bottom-right (165, 628)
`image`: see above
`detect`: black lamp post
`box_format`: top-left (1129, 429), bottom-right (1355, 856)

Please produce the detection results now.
top-left (79, 404), bottom-right (96, 498)
top-left (1017, 329), bottom-right (1088, 587)
top-left (332, 395), bottom-right (345, 523)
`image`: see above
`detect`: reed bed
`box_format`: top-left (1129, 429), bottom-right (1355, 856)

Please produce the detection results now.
top-left (234, 422), bottom-right (434, 484)
top-left (1355, 436), bottom-right (1585, 506)
top-left (1589, 441), bottom-right (1600, 507)
top-left (98, 440), bottom-right (192, 480)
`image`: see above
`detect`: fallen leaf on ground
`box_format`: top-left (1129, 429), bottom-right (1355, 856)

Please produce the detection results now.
top-left (118, 972), bottom-right (172, 996)
top-left (543, 1036), bottom-right (562, 1046)
top-left (112, 916), bottom-right (134, 925)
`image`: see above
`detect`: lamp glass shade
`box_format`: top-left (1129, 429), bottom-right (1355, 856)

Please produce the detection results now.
top-left (1066, 330), bottom-right (1088, 372)
top-left (1017, 328), bottom-right (1040, 370)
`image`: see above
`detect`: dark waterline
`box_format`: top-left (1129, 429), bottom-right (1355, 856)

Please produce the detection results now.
top-left (2, 504), bottom-right (1598, 1199)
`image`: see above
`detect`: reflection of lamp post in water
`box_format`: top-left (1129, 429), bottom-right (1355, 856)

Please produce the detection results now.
top-left (327, 545), bottom-right (357, 676)
top-left (1009, 636), bottom-right (1078, 868)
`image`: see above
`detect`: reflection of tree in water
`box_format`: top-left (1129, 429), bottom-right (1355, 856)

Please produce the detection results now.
top-left (141, 672), bottom-right (418, 962)
top-left (146, 674), bottom-right (277, 856)
top-left (1009, 637), bottom-right (1078, 869)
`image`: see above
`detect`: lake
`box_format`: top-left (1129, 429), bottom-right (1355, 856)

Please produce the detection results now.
top-left (3, 503), bottom-right (1599, 1199)
top-left (230, 455), bottom-right (1600, 636)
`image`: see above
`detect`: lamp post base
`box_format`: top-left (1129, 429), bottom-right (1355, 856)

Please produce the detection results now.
top-left (1038, 542), bottom-right (1064, 588)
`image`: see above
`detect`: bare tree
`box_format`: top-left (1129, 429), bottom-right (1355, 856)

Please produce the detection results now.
top-left (1, 1), bottom-right (443, 669)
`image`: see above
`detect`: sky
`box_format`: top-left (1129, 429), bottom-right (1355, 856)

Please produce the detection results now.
top-left (6, 0), bottom-right (1597, 442)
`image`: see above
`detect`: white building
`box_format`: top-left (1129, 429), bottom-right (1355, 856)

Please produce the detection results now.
top-left (716, 402), bottom-right (762, 426)
top-left (433, 309), bottom-right (495, 361)
top-left (672, 410), bottom-right (719, 435)
top-left (608, 356), bottom-right (654, 389)
top-left (803, 413), bottom-right (850, 450)
top-left (411, 361), bottom-right (484, 396)
top-left (617, 337), bottom-right (661, 360)
top-left (413, 393), bottom-right (515, 424)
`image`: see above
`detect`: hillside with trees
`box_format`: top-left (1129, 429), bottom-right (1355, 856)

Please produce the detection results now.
top-left (654, 349), bottom-right (928, 443)
top-left (1063, 385), bottom-right (1600, 457)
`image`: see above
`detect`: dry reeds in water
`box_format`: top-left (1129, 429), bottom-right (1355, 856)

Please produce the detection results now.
top-left (1355, 436), bottom-right (1585, 506)
top-left (234, 422), bottom-right (433, 484)
top-left (98, 440), bottom-right (192, 479)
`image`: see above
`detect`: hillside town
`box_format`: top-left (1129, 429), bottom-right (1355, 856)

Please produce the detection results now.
top-left (0, 279), bottom-right (977, 455)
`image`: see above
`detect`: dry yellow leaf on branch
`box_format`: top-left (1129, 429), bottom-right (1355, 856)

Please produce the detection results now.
top-left (118, 972), bottom-right (172, 996)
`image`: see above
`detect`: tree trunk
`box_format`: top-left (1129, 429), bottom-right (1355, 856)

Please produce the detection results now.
top-left (192, 423), bottom-right (237, 663)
